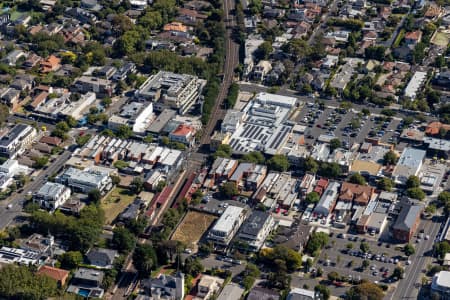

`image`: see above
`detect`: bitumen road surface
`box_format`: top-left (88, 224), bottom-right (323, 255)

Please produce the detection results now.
top-left (0, 150), bottom-right (72, 229)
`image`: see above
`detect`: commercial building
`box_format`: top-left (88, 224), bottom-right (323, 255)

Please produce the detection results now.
top-left (0, 124), bottom-right (37, 158)
top-left (34, 182), bottom-right (71, 211)
top-left (135, 71), bottom-right (206, 115)
top-left (393, 202), bottom-right (422, 242)
top-left (227, 93), bottom-right (297, 155)
top-left (73, 76), bottom-right (113, 97)
top-left (287, 288), bottom-right (317, 300)
top-left (236, 211), bottom-right (275, 251)
top-left (108, 101), bottom-right (154, 134)
top-left (169, 124), bottom-right (196, 147)
top-left (314, 181), bottom-right (340, 217)
top-left (208, 205), bottom-right (247, 246)
top-left (56, 167), bottom-right (112, 193)
top-left (34, 92), bottom-right (96, 120)
top-left (404, 71), bottom-right (427, 99)
top-left (432, 271), bottom-right (450, 298)
top-left (392, 147), bottom-right (426, 185)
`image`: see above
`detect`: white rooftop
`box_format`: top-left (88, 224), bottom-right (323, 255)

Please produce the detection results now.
top-left (212, 205), bottom-right (244, 234)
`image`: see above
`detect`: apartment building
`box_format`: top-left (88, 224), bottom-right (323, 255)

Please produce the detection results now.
top-left (0, 124), bottom-right (37, 158)
top-left (208, 205), bottom-right (247, 246)
top-left (56, 167), bottom-right (112, 193)
top-left (34, 182), bottom-right (71, 211)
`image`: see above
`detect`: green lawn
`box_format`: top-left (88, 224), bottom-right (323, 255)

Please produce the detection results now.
top-left (101, 187), bottom-right (136, 224)
top-left (9, 11), bottom-right (23, 21)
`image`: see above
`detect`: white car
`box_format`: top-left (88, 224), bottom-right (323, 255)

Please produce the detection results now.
top-left (6, 204), bottom-right (12, 209)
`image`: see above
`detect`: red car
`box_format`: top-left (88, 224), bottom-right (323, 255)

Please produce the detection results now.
top-left (334, 281), bottom-right (344, 287)
top-left (275, 207), bottom-right (281, 213)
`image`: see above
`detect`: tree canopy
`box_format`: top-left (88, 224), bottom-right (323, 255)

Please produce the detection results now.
top-left (267, 155), bottom-right (289, 172)
top-left (346, 282), bottom-right (384, 300)
top-left (0, 265), bottom-right (58, 299)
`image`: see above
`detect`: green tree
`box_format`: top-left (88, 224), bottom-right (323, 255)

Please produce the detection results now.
top-left (303, 156), bottom-right (319, 173)
top-left (315, 284), bottom-right (330, 300)
top-left (113, 160), bottom-right (129, 170)
top-left (102, 97), bottom-right (112, 107)
top-left (360, 242), bottom-right (370, 253)
top-left (0, 265), bottom-right (58, 299)
top-left (434, 241), bottom-right (450, 259)
top-left (112, 227), bottom-right (136, 253)
top-left (55, 121), bottom-right (70, 132)
top-left (346, 282), bottom-right (384, 300)
top-left (406, 175), bottom-right (420, 189)
top-left (404, 244), bottom-right (415, 256)
top-left (214, 144), bottom-right (232, 159)
top-left (133, 244), bottom-right (158, 277)
top-left (425, 204), bottom-right (436, 215)
top-left (406, 187), bottom-right (425, 200)
top-left (88, 188), bottom-right (102, 203)
top-left (183, 257), bottom-right (204, 277)
top-left (318, 162), bottom-right (341, 178)
top-left (393, 266), bottom-right (405, 279)
top-left (33, 156), bottom-right (49, 169)
top-left (377, 177), bottom-right (394, 191)
top-left (220, 182), bottom-right (239, 198)
top-left (362, 259), bottom-right (370, 269)
top-left (241, 151), bottom-right (265, 164)
top-left (383, 150), bottom-right (398, 165)
top-left (329, 138), bottom-right (341, 152)
top-left (328, 271), bottom-right (340, 282)
top-left (305, 191), bottom-right (320, 204)
top-left (349, 173), bottom-right (366, 185)
top-left (116, 125), bottom-right (133, 139)
top-left (255, 41), bottom-right (273, 61)
top-left (60, 251), bottom-right (83, 269)
top-left (131, 177), bottom-right (144, 194)
top-left (65, 116), bottom-right (78, 128)
top-left (267, 154), bottom-right (289, 172)
top-left (306, 232), bottom-right (329, 255)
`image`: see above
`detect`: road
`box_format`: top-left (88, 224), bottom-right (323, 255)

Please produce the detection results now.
top-left (0, 150), bottom-right (72, 229)
top-left (199, 0), bottom-right (239, 146)
top-left (391, 216), bottom-right (443, 299)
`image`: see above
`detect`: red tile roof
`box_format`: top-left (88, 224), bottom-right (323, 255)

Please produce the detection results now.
top-left (172, 124), bottom-right (195, 137)
top-left (37, 266), bottom-right (69, 285)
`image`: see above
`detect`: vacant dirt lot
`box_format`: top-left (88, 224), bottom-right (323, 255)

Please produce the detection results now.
top-left (171, 211), bottom-right (217, 250)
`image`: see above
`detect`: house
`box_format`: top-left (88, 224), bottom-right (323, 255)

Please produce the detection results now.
top-left (236, 211), bottom-right (275, 252)
top-left (0, 13), bottom-right (10, 26)
top-left (169, 124), bottom-right (196, 147)
top-left (86, 248), bottom-right (118, 269)
top-left (97, 65), bottom-right (117, 80)
top-left (0, 88), bottom-right (21, 111)
top-left (163, 22), bottom-right (188, 32)
top-left (208, 205), bottom-right (247, 246)
top-left (37, 266), bottom-right (70, 287)
top-left (112, 62), bottom-right (136, 81)
top-left (3, 50), bottom-right (27, 66)
top-left (67, 268), bottom-right (104, 298)
top-left (39, 136), bottom-right (62, 147)
top-left (314, 178), bottom-right (329, 196)
top-left (393, 202), bottom-right (422, 242)
top-left (247, 287), bottom-right (280, 300)
top-left (34, 182), bottom-right (71, 211)
top-left (313, 181), bottom-right (340, 217)
top-left (392, 148), bottom-right (426, 185)
top-left (253, 60), bottom-right (272, 82)
top-left (435, 71), bottom-right (450, 88)
top-left (140, 272), bottom-right (185, 300)
top-left (40, 55), bottom-right (61, 73)
top-left (0, 247), bottom-right (40, 265)
top-left (196, 275), bottom-right (224, 299)
top-left (404, 30), bottom-right (422, 47)
top-left (339, 182), bottom-right (375, 206)
top-left (299, 173), bottom-right (316, 198)
top-left (23, 53), bottom-right (43, 69)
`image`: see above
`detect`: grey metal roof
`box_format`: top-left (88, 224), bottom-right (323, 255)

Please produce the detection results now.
top-left (393, 203), bottom-right (422, 232)
top-left (239, 211), bottom-right (271, 237)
